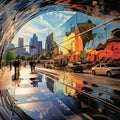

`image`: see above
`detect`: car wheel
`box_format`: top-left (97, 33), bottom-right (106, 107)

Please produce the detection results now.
top-left (107, 71), bottom-right (112, 77)
top-left (92, 70), bottom-right (96, 75)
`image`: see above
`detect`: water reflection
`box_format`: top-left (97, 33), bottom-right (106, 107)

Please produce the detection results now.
top-left (30, 75), bottom-right (42, 87)
top-left (28, 72), bottom-right (120, 119)
top-left (45, 73), bottom-right (120, 120)
top-left (111, 90), bottom-right (120, 108)
top-left (46, 77), bottom-right (54, 93)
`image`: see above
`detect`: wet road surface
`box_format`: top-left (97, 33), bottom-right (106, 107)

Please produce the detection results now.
top-left (0, 66), bottom-right (120, 120)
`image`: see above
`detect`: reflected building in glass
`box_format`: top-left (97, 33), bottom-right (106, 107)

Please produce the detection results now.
top-left (47, 12), bottom-right (120, 63)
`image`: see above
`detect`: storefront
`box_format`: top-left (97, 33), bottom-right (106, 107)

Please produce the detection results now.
top-left (53, 55), bottom-right (69, 67)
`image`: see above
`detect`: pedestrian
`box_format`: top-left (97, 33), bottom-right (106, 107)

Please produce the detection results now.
top-left (24, 61), bottom-right (27, 68)
top-left (9, 61), bottom-right (12, 70)
top-left (32, 60), bottom-right (36, 73)
top-left (13, 59), bottom-right (21, 80)
top-left (29, 60), bottom-right (33, 73)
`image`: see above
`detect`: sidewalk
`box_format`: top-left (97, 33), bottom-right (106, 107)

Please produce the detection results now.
top-left (0, 66), bottom-right (93, 120)
top-left (4, 66), bottom-right (74, 120)
top-left (0, 66), bottom-right (37, 90)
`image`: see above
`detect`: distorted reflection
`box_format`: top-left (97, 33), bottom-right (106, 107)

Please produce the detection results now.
top-left (45, 72), bottom-right (120, 120)
top-left (8, 71), bottom-right (120, 120)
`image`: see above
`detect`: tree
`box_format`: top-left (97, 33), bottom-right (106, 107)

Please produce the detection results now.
top-left (3, 50), bottom-right (16, 62)
top-left (20, 55), bottom-right (26, 60)
top-left (2, 50), bottom-right (16, 66)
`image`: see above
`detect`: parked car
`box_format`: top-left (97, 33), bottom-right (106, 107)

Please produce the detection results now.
top-left (65, 62), bottom-right (83, 73)
top-left (44, 61), bottom-right (50, 68)
top-left (92, 63), bottom-right (120, 77)
top-left (44, 60), bottom-right (54, 69)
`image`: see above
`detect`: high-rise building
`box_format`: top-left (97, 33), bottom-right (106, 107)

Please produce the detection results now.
top-left (45, 33), bottom-right (54, 53)
top-left (18, 38), bottom-right (24, 47)
top-left (29, 34), bottom-right (43, 55)
top-left (37, 41), bottom-right (42, 54)
top-left (29, 34), bottom-right (38, 55)
top-left (16, 37), bottom-right (26, 55)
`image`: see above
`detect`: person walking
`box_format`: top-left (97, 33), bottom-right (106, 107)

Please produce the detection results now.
top-left (9, 61), bottom-right (12, 70)
top-left (29, 60), bottom-right (33, 73)
top-left (13, 59), bottom-right (21, 80)
top-left (32, 60), bottom-right (36, 73)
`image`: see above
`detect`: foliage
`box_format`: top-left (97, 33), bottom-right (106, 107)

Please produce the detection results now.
top-left (16, 55), bottom-right (20, 59)
top-left (2, 50), bottom-right (16, 62)
top-left (20, 55), bottom-right (26, 60)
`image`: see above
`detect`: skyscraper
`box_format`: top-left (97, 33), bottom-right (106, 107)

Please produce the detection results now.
top-left (29, 34), bottom-right (38, 55)
top-left (37, 41), bottom-right (42, 54)
top-left (45, 33), bottom-right (54, 53)
top-left (29, 34), bottom-right (43, 55)
top-left (18, 37), bottom-right (24, 47)
top-left (16, 37), bottom-right (26, 55)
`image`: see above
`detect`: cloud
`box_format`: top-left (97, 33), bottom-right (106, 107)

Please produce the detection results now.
top-left (39, 15), bottom-right (55, 31)
top-left (12, 11), bottom-right (75, 48)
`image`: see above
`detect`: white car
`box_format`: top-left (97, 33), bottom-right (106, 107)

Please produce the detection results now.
top-left (92, 63), bottom-right (120, 77)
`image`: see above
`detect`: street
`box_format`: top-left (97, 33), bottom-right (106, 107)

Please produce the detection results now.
top-left (36, 66), bottom-right (120, 91)
top-left (35, 66), bottom-right (120, 120)
top-left (0, 66), bottom-right (120, 120)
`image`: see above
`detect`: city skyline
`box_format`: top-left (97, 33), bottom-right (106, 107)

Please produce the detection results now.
top-left (12, 11), bottom-right (76, 49)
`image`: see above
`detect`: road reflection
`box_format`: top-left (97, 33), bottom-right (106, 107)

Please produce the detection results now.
top-left (44, 72), bottom-right (120, 120)
top-left (21, 71), bottom-right (120, 120)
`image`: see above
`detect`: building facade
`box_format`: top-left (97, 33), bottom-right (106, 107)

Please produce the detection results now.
top-left (16, 37), bottom-right (26, 55)
top-left (29, 34), bottom-right (38, 55)
top-left (45, 33), bottom-right (54, 53)
top-left (29, 34), bottom-right (43, 56)
top-left (37, 41), bottom-right (42, 54)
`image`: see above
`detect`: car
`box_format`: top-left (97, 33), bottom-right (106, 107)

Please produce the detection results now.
top-left (92, 63), bottom-right (120, 77)
top-left (44, 60), bottom-right (54, 69)
top-left (44, 61), bottom-right (50, 68)
top-left (65, 62), bottom-right (83, 73)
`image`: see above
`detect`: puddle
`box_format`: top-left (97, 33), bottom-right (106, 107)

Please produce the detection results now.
top-left (44, 73), bottom-right (120, 120)
top-left (12, 72), bottom-right (120, 120)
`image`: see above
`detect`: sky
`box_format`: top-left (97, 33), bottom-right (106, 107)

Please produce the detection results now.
top-left (12, 11), bottom-right (76, 49)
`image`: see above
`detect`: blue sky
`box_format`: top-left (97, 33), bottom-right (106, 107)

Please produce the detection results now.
top-left (12, 11), bottom-right (76, 49)
top-left (12, 10), bottom-right (120, 52)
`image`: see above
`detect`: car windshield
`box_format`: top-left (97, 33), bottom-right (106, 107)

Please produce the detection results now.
top-left (106, 63), bottom-right (118, 67)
